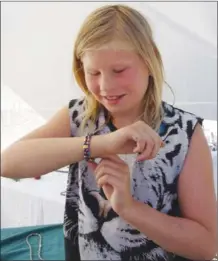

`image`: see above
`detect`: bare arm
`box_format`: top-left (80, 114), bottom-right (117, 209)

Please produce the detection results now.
top-left (1, 106), bottom-right (108, 179)
top-left (120, 124), bottom-right (217, 260)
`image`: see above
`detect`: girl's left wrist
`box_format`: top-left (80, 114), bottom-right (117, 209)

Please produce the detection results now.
top-left (118, 197), bottom-right (137, 219)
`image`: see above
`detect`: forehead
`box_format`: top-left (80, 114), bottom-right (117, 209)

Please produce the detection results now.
top-left (81, 42), bottom-right (139, 68)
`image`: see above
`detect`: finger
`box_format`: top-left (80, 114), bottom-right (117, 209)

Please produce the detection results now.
top-left (149, 138), bottom-right (164, 159)
top-left (95, 165), bottom-right (127, 181)
top-left (90, 155), bottom-right (122, 168)
top-left (161, 141), bottom-right (165, 148)
top-left (132, 137), bottom-right (146, 153)
top-left (144, 134), bottom-right (160, 159)
top-left (143, 125), bottom-right (164, 151)
top-left (132, 128), bottom-right (154, 160)
top-left (88, 161), bottom-right (98, 172)
top-left (95, 158), bottom-right (127, 175)
top-left (137, 138), bottom-right (164, 161)
top-left (132, 131), bottom-right (153, 154)
top-left (103, 201), bottom-right (112, 218)
top-left (138, 125), bottom-right (163, 159)
top-left (136, 138), bottom-right (155, 161)
top-left (97, 174), bottom-right (123, 189)
top-left (148, 143), bottom-right (159, 159)
top-left (101, 154), bottom-right (124, 164)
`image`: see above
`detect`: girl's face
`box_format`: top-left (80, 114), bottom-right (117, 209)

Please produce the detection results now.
top-left (82, 43), bottom-right (150, 119)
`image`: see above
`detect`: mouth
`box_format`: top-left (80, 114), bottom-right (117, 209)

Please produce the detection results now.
top-left (103, 94), bottom-right (126, 102)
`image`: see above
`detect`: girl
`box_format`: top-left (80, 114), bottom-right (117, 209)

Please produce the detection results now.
top-left (1, 4), bottom-right (217, 261)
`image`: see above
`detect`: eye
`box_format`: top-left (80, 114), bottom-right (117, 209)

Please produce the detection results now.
top-left (87, 71), bottom-right (100, 76)
top-left (113, 68), bottom-right (126, 74)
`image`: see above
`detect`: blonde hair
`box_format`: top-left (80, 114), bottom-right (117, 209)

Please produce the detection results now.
top-left (73, 4), bottom-right (165, 132)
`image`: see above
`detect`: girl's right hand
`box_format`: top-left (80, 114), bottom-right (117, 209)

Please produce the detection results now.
top-left (104, 120), bottom-right (164, 161)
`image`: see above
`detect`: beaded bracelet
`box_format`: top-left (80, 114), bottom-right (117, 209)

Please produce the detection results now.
top-left (83, 134), bottom-right (94, 162)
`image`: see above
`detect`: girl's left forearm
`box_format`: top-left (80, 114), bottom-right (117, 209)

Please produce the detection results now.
top-left (120, 199), bottom-right (216, 260)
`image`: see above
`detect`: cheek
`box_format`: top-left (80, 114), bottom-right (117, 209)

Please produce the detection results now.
top-left (114, 71), bottom-right (136, 90)
top-left (121, 70), bottom-right (144, 92)
top-left (85, 76), bottom-right (99, 94)
top-left (125, 76), bottom-right (148, 100)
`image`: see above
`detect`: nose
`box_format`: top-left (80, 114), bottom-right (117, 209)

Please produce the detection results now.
top-left (99, 74), bottom-right (116, 94)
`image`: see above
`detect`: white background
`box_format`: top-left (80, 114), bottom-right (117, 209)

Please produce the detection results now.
top-left (2, 2), bottom-right (217, 121)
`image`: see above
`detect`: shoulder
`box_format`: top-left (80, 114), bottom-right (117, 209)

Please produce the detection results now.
top-left (69, 96), bottom-right (86, 111)
top-left (161, 101), bottom-right (204, 142)
top-left (67, 96), bottom-right (87, 136)
top-left (68, 96), bottom-right (86, 121)
top-left (67, 96), bottom-right (104, 136)
top-left (162, 101), bottom-right (204, 125)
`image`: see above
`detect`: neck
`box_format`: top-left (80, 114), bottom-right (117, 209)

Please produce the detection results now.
top-left (110, 109), bottom-right (144, 129)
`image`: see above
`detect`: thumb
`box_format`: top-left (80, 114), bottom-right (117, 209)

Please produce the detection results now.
top-left (88, 161), bottom-right (98, 172)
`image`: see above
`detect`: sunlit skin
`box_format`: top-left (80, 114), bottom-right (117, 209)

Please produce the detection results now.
top-left (82, 42), bottom-right (150, 128)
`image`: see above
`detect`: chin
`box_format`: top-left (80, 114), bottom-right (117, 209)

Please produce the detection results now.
top-left (104, 105), bottom-right (131, 115)
top-left (98, 97), bottom-right (139, 116)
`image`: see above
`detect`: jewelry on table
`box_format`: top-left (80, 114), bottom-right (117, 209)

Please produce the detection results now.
top-left (26, 233), bottom-right (43, 260)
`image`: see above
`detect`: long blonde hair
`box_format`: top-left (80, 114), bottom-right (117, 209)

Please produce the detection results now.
top-left (73, 4), bottom-right (165, 132)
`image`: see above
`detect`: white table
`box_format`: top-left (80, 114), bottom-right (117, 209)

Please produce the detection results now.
top-left (1, 171), bottom-right (68, 228)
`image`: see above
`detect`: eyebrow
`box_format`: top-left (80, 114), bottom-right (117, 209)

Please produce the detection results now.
top-left (85, 63), bottom-right (131, 71)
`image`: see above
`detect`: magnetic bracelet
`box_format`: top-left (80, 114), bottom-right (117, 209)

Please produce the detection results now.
top-left (83, 134), bottom-right (94, 162)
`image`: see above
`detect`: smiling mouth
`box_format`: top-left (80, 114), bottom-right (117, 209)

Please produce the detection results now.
top-left (104, 95), bottom-right (126, 100)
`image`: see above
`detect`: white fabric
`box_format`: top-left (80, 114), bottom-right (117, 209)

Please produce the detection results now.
top-left (2, 3), bottom-right (217, 121)
top-left (1, 171), bottom-right (67, 228)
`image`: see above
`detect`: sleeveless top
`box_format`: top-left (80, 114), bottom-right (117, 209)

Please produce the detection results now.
top-left (63, 97), bottom-right (203, 261)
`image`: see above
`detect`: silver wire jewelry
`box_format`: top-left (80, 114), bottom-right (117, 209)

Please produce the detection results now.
top-left (26, 233), bottom-right (43, 260)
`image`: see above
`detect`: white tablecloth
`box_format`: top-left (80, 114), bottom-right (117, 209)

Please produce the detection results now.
top-left (1, 171), bottom-right (68, 228)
